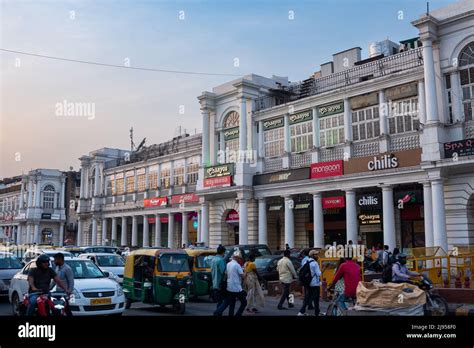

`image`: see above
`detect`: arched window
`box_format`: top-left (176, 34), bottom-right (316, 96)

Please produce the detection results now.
top-left (459, 42), bottom-right (474, 121)
top-left (42, 185), bottom-right (55, 209)
top-left (222, 111), bottom-right (240, 152)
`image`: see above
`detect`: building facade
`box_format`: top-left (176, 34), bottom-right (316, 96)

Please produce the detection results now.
top-left (196, 0), bottom-right (474, 252)
top-left (76, 0), bottom-right (473, 251)
top-left (77, 135), bottom-right (202, 247)
top-left (0, 169), bottom-right (71, 245)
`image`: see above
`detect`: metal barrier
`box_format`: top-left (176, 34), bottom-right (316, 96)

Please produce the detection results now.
top-left (449, 245), bottom-right (474, 289)
top-left (318, 257), bottom-right (365, 285)
top-left (404, 247), bottom-right (450, 287)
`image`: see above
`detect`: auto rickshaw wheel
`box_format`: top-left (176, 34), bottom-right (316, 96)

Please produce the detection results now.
top-left (125, 298), bottom-right (132, 310)
top-left (174, 302), bottom-right (186, 315)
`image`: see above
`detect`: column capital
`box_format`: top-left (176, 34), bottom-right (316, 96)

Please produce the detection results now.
top-left (430, 178), bottom-right (446, 185)
top-left (379, 184), bottom-right (393, 190)
top-left (419, 180), bottom-right (432, 187)
top-left (312, 192), bottom-right (322, 198)
top-left (345, 189), bottom-right (356, 194)
top-left (257, 197), bottom-right (266, 202)
top-left (282, 195), bottom-right (293, 200)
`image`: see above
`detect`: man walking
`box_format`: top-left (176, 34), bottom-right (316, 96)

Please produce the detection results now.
top-left (209, 245), bottom-right (226, 307)
top-left (214, 251), bottom-right (247, 316)
top-left (276, 249), bottom-right (297, 310)
top-left (297, 250), bottom-right (321, 316)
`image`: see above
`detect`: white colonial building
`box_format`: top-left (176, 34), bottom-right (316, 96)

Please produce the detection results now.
top-left (0, 169), bottom-right (68, 245)
top-left (77, 135), bottom-right (202, 247)
top-left (196, 0), bottom-right (474, 252)
top-left (76, 0), bottom-right (473, 253)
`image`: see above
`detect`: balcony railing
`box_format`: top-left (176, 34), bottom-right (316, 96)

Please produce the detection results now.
top-left (389, 132), bottom-right (420, 152)
top-left (255, 48), bottom-right (424, 112)
top-left (290, 152), bottom-right (312, 169)
top-left (263, 157), bottom-right (283, 173)
top-left (320, 146), bottom-right (345, 162)
top-left (465, 120), bottom-right (474, 139)
top-left (353, 140), bottom-right (380, 158)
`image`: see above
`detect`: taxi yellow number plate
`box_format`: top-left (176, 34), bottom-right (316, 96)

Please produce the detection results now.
top-left (90, 298), bottom-right (112, 305)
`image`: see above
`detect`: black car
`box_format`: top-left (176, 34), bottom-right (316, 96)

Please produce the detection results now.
top-left (254, 255), bottom-right (301, 290)
top-left (223, 244), bottom-right (272, 262)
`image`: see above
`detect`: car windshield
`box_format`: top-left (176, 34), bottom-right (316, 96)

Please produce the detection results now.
top-left (257, 248), bottom-right (272, 256)
top-left (96, 255), bottom-right (124, 267)
top-left (254, 258), bottom-right (272, 269)
top-left (85, 247), bottom-right (117, 254)
top-left (196, 254), bottom-right (214, 268)
top-left (0, 255), bottom-right (23, 269)
top-left (65, 260), bottom-right (106, 279)
top-left (158, 254), bottom-right (190, 272)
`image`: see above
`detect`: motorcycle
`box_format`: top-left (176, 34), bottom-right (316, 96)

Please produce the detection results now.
top-left (19, 292), bottom-right (71, 316)
top-left (412, 275), bottom-right (449, 316)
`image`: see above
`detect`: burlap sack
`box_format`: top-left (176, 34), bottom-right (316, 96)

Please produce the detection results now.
top-left (356, 281), bottom-right (426, 308)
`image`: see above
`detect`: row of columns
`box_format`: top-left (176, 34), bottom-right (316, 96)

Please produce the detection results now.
top-left (254, 180), bottom-right (447, 251)
top-left (1, 223), bottom-right (66, 246)
top-left (82, 210), bottom-right (202, 248)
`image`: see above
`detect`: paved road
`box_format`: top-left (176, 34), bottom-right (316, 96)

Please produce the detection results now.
top-left (0, 295), bottom-right (329, 316)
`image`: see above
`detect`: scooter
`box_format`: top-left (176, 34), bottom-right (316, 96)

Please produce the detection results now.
top-left (19, 292), bottom-right (71, 316)
top-left (413, 275), bottom-right (449, 316)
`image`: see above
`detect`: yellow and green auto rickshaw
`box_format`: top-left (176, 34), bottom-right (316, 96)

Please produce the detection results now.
top-left (184, 248), bottom-right (217, 298)
top-left (123, 248), bottom-right (192, 314)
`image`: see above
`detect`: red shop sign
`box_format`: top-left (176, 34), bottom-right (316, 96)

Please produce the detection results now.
top-left (311, 160), bottom-right (344, 179)
top-left (204, 176), bottom-right (232, 188)
top-left (226, 210), bottom-right (239, 223)
top-left (322, 196), bottom-right (345, 209)
top-left (171, 193), bottom-right (199, 205)
top-left (144, 197), bottom-right (168, 207)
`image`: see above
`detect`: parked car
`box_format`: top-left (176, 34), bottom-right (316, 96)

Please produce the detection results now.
top-left (22, 249), bottom-right (73, 265)
top-left (9, 258), bottom-right (125, 316)
top-left (79, 246), bottom-right (120, 254)
top-left (78, 253), bottom-right (124, 284)
top-left (273, 247), bottom-right (323, 261)
top-left (0, 252), bottom-right (23, 297)
top-left (223, 244), bottom-right (272, 262)
top-left (255, 255), bottom-right (301, 290)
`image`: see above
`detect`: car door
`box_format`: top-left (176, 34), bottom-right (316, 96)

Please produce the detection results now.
top-left (17, 262), bottom-right (33, 296)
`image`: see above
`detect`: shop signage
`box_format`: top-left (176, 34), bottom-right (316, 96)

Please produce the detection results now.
top-left (226, 210), bottom-right (239, 223)
top-left (223, 127), bottom-right (239, 141)
top-left (144, 197), bottom-right (168, 207)
top-left (41, 213), bottom-right (51, 219)
top-left (444, 138), bottom-right (474, 158)
top-left (311, 160), bottom-right (344, 179)
top-left (367, 154), bottom-right (399, 171)
top-left (357, 193), bottom-right (381, 209)
top-left (204, 176), bottom-right (232, 188)
top-left (294, 202), bottom-right (311, 210)
top-left (205, 164), bottom-right (234, 178)
top-left (171, 193), bottom-right (199, 205)
top-left (289, 110), bottom-right (313, 124)
top-left (137, 168), bottom-right (146, 175)
top-left (126, 170), bottom-right (134, 177)
top-left (344, 149), bottom-right (421, 174)
top-left (358, 213), bottom-right (381, 225)
top-left (51, 214), bottom-right (60, 220)
top-left (386, 82), bottom-right (417, 101)
top-left (115, 173), bottom-right (124, 179)
top-left (253, 167), bottom-right (310, 185)
top-left (268, 205), bottom-right (282, 211)
top-left (322, 196), bottom-right (345, 209)
top-left (14, 213), bottom-right (26, 220)
top-left (263, 117), bottom-right (284, 130)
top-left (393, 190), bottom-right (422, 205)
top-left (317, 102), bottom-right (344, 117)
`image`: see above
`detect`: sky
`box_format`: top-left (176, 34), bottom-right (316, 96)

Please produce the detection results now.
top-left (0, 0), bottom-right (455, 178)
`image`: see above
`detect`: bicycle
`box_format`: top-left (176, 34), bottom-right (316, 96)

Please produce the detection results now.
top-left (325, 289), bottom-right (356, 316)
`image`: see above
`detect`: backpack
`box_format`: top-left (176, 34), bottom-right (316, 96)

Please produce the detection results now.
top-left (298, 259), bottom-right (314, 286)
top-left (382, 260), bottom-right (397, 283)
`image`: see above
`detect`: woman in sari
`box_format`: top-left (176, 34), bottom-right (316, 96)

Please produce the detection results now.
top-left (244, 253), bottom-right (265, 314)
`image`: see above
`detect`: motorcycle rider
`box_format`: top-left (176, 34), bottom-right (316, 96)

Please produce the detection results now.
top-left (391, 253), bottom-right (420, 283)
top-left (27, 254), bottom-right (70, 316)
